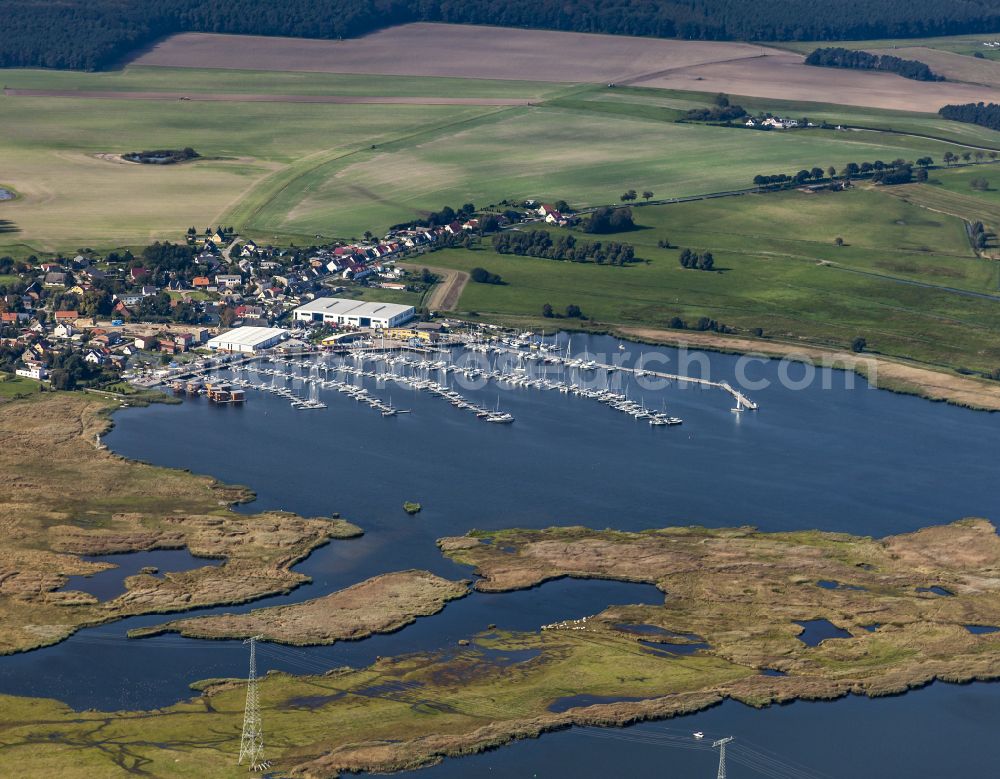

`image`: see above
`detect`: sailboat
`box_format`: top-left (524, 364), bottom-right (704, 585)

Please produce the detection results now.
top-left (486, 393), bottom-right (514, 424)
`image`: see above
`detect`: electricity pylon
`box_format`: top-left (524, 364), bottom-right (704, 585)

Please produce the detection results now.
top-left (238, 635), bottom-right (270, 772)
top-left (712, 736), bottom-right (734, 779)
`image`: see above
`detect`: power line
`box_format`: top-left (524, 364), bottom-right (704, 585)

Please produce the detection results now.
top-left (714, 736), bottom-right (735, 779)
top-left (238, 636), bottom-right (270, 773)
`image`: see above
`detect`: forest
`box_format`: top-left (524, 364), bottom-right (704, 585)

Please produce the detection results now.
top-left (939, 102), bottom-right (1000, 131)
top-left (1, 0), bottom-right (999, 70)
top-left (804, 47), bottom-right (943, 81)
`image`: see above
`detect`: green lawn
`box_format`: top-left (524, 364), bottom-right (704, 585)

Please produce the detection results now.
top-left (424, 187), bottom-right (1000, 373)
top-left (0, 374), bottom-right (42, 398)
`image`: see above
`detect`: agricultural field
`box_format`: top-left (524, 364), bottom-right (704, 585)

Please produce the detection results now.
top-left (4, 22), bottom-right (1000, 255)
top-left (132, 25), bottom-right (781, 83)
top-left (776, 32), bottom-right (1000, 61)
top-left (3, 68), bottom-right (991, 254)
top-left (422, 187), bottom-right (1000, 374)
top-left (237, 100), bottom-right (980, 241)
top-left (0, 81), bottom-right (498, 253)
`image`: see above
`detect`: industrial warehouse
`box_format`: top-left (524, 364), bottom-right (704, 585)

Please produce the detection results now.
top-left (292, 297), bottom-right (415, 329)
top-left (204, 326), bottom-right (290, 353)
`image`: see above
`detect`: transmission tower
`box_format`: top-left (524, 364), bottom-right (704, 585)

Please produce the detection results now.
top-left (712, 736), bottom-right (734, 779)
top-left (238, 635), bottom-right (270, 772)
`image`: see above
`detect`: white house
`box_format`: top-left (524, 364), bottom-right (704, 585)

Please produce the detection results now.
top-left (215, 274), bottom-right (243, 288)
top-left (16, 365), bottom-right (47, 380)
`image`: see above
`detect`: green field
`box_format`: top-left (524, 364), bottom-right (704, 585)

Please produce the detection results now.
top-left (4, 66), bottom-right (1000, 254)
top-left (0, 374), bottom-right (41, 398)
top-left (774, 32), bottom-right (1000, 60)
top-left (241, 102), bottom-right (980, 240)
top-left (2, 66), bottom-right (564, 99)
top-left (423, 187), bottom-right (1000, 373)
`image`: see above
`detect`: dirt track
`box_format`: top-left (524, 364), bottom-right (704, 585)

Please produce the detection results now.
top-left (2, 88), bottom-right (535, 106)
top-left (403, 264), bottom-right (469, 311)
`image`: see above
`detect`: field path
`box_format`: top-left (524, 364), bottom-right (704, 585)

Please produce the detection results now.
top-left (2, 88), bottom-right (535, 106)
top-left (402, 264), bottom-right (469, 311)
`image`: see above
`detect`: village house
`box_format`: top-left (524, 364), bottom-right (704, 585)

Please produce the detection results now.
top-left (157, 337), bottom-right (178, 354)
top-left (84, 348), bottom-right (108, 365)
top-left (15, 364), bottom-right (48, 380)
top-left (133, 334), bottom-right (158, 351)
top-left (216, 274), bottom-right (242, 289)
top-left (43, 272), bottom-right (67, 287)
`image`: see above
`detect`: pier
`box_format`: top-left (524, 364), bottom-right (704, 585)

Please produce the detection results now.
top-left (150, 334), bottom-right (758, 425)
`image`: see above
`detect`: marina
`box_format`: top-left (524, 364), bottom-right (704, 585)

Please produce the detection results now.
top-left (161, 331), bottom-right (758, 425)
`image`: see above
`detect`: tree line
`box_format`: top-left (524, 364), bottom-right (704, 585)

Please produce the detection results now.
top-left (753, 158), bottom-right (928, 188)
top-left (3, 0), bottom-right (999, 70)
top-left (804, 47), bottom-right (942, 81)
top-left (939, 103), bottom-right (1000, 132)
top-left (492, 231), bottom-right (637, 265)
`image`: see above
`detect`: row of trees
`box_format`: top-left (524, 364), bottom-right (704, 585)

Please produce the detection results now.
top-left (666, 315), bottom-right (730, 333)
top-left (542, 303), bottom-right (585, 319)
top-left (618, 190), bottom-right (655, 202)
top-left (4, 0), bottom-right (998, 70)
top-left (804, 47), bottom-right (942, 81)
top-left (943, 149), bottom-right (998, 165)
top-left (753, 158), bottom-right (927, 189)
top-left (492, 231), bottom-right (637, 265)
top-left (939, 103), bottom-right (1000, 131)
top-left (678, 249), bottom-right (714, 270)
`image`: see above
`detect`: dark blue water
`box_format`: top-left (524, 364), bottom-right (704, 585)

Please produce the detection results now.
top-left (0, 577), bottom-right (662, 711)
top-left (817, 580), bottom-right (865, 591)
top-left (5, 334), bottom-right (1000, 776)
top-left (391, 682), bottom-right (1000, 778)
top-left (917, 586), bottom-right (955, 596)
top-left (795, 619), bottom-right (852, 647)
top-left (61, 549), bottom-right (222, 600)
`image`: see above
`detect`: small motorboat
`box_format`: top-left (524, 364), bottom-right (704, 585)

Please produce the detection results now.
top-left (693, 732), bottom-right (704, 740)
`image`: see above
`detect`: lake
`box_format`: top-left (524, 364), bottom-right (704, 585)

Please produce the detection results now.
top-left (5, 333), bottom-right (1000, 777)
